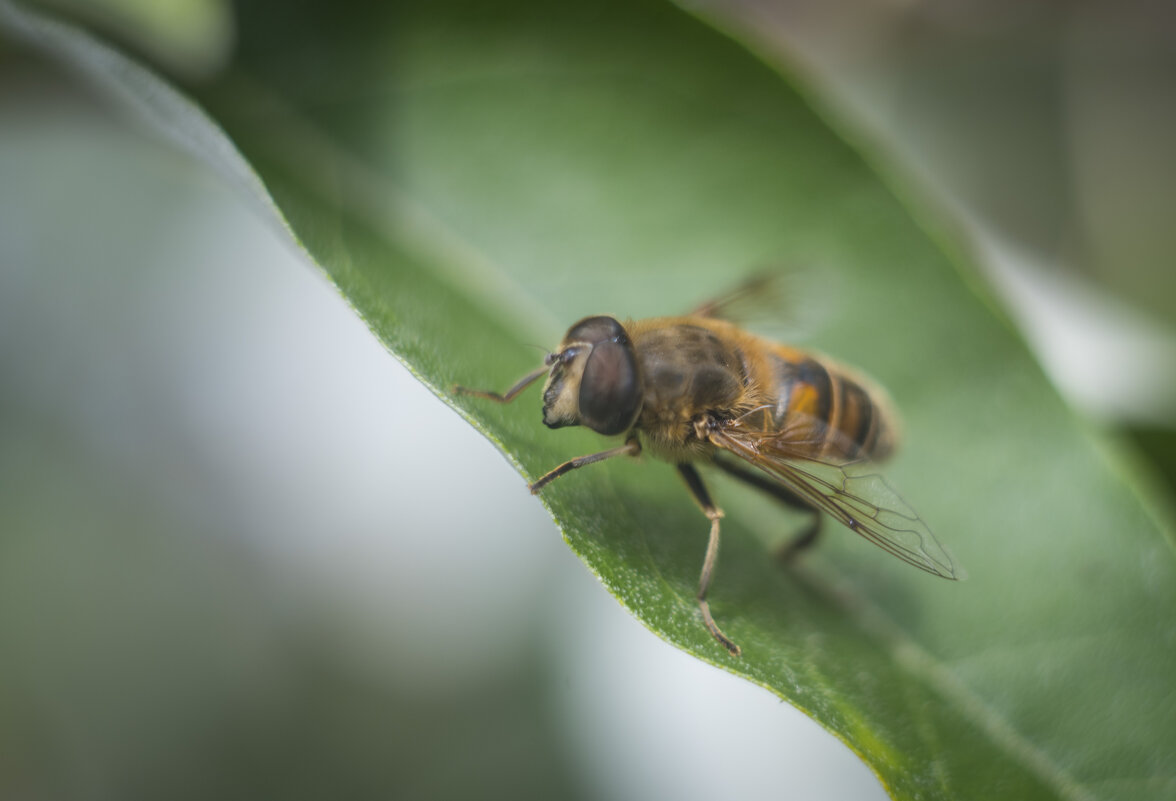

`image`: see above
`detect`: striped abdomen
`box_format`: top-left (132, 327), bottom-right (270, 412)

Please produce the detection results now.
top-left (759, 348), bottom-right (896, 463)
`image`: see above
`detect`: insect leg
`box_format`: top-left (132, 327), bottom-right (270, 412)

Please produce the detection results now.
top-left (529, 438), bottom-right (641, 494)
top-left (453, 365), bottom-right (548, 404)
top-left (711, 456), bottom-right (822, 563)
top-left (677, 463), bottom-right (741, 657)
top-left (775, 518), bottom-right (822, 564)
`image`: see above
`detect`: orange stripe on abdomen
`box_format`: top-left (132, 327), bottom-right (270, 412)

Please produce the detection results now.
top-left (766, 352), bottom-right (893, 462)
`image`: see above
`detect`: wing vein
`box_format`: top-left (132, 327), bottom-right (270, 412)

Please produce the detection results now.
top-left (707, 419), bottom-right (957, 579)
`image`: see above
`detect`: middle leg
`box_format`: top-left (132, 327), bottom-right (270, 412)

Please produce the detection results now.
top-left (710, 456), bottom-right (823, 564)
top-left (677, 463), bottom-right (741, 657)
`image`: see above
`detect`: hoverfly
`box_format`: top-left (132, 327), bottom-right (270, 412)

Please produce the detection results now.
top-left (456, 278), bottom-right (957, 656)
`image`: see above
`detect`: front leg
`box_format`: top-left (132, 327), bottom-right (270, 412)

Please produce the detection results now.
top-left (677, 463), bottom-right (741, 657)
top-left (453, 364), bottom-right (549, 404)
top-left (529, 437), bottom-right (641, 493)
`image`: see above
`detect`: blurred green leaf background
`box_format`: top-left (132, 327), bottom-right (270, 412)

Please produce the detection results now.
top-left (1, 0), bottom-right (1174, 799)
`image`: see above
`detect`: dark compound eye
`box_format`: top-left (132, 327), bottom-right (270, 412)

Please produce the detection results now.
top-left (564, 315), bottom-right (628, 347)
top-left (579, 339), bottom-right (641, 436)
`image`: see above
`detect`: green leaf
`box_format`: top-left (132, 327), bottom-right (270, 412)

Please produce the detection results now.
top-left (6, 0), bottom-right (1174, 799)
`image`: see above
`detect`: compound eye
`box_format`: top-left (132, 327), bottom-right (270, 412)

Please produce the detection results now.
top-left (578, 340), bottom-right (641, 436)
top-left (564, 316), bottom-right (627, 347)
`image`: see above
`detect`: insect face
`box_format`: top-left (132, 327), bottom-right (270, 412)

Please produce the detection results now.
top-left (542, 315), bottom-right (642, 436)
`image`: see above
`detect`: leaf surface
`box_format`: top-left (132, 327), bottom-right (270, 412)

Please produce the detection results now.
top-left (6, 1), bottom-right (1174, 798)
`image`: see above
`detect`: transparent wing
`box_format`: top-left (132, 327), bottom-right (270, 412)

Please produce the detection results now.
top-left (689, 273), bottom-right (782, 319)
top-left (708, 415), bottom-right (958, 579)
top-left (687, 267), bottom-right (832, 342)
